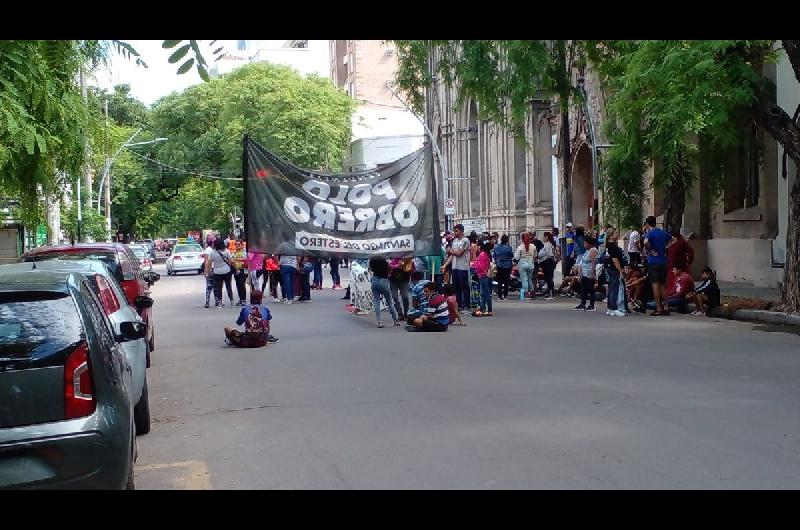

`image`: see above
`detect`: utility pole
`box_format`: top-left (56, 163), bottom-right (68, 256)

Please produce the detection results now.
top-left (103, 98), bottom-right (111, 241)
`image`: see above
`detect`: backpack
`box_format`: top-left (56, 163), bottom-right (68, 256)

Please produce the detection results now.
top-left (246, 305), bottom-right (267, 334)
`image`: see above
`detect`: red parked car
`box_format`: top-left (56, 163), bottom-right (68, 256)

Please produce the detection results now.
top-left (22, 243), bottom-right (159, 366)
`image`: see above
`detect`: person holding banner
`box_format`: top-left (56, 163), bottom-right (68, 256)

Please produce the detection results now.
top-left (369, 256), bottom-right (400, 328)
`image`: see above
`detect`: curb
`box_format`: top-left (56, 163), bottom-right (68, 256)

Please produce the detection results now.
top-left (708, 306), bottom-right (800, 328)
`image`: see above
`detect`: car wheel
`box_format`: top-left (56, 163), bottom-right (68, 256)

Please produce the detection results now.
top-left (134, 376), bottom-right (151, 435)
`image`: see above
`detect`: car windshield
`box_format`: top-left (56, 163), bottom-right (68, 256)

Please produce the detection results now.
top-left (0, 292), bottom-right (84, 369)
top-left (132, 249), bottom-right (147, 259)
top-left (174, 245), bottom-right (202, 254)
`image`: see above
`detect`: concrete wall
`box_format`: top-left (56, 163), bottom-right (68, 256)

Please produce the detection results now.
top-left (706, 238), bottom-right (783, 288)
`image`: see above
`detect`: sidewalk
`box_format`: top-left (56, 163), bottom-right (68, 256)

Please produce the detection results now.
top-left (704, 281), bottom-right (799, 328)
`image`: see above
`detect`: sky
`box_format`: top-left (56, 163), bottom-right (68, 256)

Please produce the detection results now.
top-left (91, 40), bottom-right (234, 105)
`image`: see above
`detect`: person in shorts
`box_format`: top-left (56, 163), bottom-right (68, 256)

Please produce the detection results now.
top-left (643, 216), bottom-right (672, 316)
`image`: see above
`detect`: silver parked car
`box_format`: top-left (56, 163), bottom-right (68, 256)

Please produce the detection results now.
top-left (128, 245), bottom-right (153, 274)
top-left (0, 269), bottom-right (142, 489)
top-left (0, 260), bottom-right (152, 435)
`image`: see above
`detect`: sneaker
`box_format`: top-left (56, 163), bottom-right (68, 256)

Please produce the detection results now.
top-left (285, 300), bottom-right (293, 305)
top-left (485, 312), bottom-right (494, 317)
top-left (544, 296), bottom-right (554, 301)
top-left (204, 302), bottom-right (209, 308)
top-left (573, 304), bottom-right (586, 311)
top-left (218, 304), bottom-right (225, 309)
top-left (585, 306), bottom-right (597, 312)
top-left (272, 297), bottom-right (279, 303)
top-left (605, 309), bottom-right (613, 315)
top-left (267, 335), bottom-right (279, 344)
top-left (612, 310), bottom-right (627, 317)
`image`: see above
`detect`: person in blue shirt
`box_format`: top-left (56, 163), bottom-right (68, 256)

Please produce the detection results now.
top-left (406, 282), bottom-right (450, 332)
top-left (224, 290), bottom-right (278, 347)
top-left (643, 215), bottom-right (673, 316)
top-left (493, 234), bottom-right (514, 299)
top-left (406, 271), bottom-right (428, 323)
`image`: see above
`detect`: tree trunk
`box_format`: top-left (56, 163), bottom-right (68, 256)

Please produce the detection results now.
top-left (783, 172), bottom-right (800, 312)
top-left (663, 174), bottom-right (687, 234)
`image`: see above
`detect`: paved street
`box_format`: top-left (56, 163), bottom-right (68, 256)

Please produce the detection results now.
top-left (135, 261), bottom-right (800, 489)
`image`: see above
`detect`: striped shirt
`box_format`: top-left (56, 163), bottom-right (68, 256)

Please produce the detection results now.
top-left (425, 294), bottom-right (450, 325)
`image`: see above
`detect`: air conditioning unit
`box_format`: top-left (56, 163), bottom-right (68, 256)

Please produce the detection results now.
top-left (385, 48), bottom-right (395, 56)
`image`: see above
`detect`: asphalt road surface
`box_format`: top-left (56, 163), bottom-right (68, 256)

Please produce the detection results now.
top-left (134, 262), bottom-right (800, 489)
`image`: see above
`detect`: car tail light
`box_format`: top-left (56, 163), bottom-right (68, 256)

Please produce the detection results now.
top-left (143, 258), bottom-right (151, 265)
top-left (64, 342), bottom-right (96, 419)
top-left (95, 274), bottom-right (121, 315)
top-left (173, 255), bottom-right (182, 260)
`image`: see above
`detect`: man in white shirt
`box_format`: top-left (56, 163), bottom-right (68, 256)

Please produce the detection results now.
top-left (627, 226), bottom-right (642, 266)
top-left (447, 224), bottom-right (471, 312)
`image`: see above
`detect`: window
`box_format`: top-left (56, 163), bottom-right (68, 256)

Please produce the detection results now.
top-left (723, 123), bottom-right (760, 212)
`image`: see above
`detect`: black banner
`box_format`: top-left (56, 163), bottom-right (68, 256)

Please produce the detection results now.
top-left (243, 136), bottom-right (439, 259)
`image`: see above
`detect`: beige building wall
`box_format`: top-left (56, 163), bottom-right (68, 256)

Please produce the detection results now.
top-left (426, 47), bottom-right (554, 240)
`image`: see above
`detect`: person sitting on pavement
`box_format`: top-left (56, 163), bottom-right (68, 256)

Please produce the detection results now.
top-left (556, 267), bottom-right (581, 298)
top-left (625, 264), bottom-right (648, 312)
top-left (406, 282), bottom-right (450, 332)
top-left (443, 283), bottom-right (466, 326)
top-left (406, 271), bottom-right (428, 323)
top-left (224, 290), bottom-right (278, 347)
top-left (686, 266), bottom-right (720, 316)
top-left (663, 264), bottom-right (694, 314)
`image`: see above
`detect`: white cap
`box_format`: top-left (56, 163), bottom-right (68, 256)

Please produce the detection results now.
top-left (565, 222), bottom-right (573, 228)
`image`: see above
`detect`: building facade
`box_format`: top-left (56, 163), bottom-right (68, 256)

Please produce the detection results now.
top-left (424, 48), bottom-right (556, 238)
top-left (210, 40), bottom-right (330, 79)
top-left (571, 49), bottom-right (798, 288)
top-left (329, 40), bottom-right (424, 170)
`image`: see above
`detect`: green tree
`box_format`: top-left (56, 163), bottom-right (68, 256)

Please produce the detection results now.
top-left (392, 40), bottom-right (585, 223)
top-left (597, 40), bottom-right (800, 311)
top-left (61, 201), bottom-right (107, 242)
top-left (0, 40), bottom-right (107, 227)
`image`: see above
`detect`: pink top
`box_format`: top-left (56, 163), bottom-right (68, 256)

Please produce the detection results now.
top-left (473, 251), bottom-right (491, 278)
top-left (247, 251), bottom-right (265, 271)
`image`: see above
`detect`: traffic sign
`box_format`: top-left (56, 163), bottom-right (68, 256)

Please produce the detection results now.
top-left (444, 198), bottom-right (455, 216)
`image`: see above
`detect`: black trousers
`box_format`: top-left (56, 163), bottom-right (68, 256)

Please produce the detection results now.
top-left (580, 276), bottom-right (595, 308)
top-left (496, 267), bottom-right (512, 298)
top-left (214, 272), bottom-right (234, 304)
top-left (234, 269), bottom-right (247, 302)
top-left (540, 259), bottom-right (556, 296)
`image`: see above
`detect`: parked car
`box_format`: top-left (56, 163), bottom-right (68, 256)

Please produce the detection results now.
top-left (0, 269), bottom-right (141, 489)
top-left (166, 243), bottom-right (206, 275)
top-left (1, 260), bottom-right (153, 434)
top-left (22, 243), bottom-right (159, 358)
top-left (137, 239), bottom-right (156, 260)
top-left (128, 245), bottom-right (153, 273)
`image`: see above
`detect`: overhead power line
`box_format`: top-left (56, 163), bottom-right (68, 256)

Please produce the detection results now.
top-left (124, 149), bottom-right (243, 180)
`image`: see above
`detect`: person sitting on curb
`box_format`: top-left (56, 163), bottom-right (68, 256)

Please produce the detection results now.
top-left (443, 283), bottom-right (467, 326)
top-left (406, 271), bottom-right (428, 324)
top-left (625, 264), bottom-right (648, 312)
top-left (224, 290), bottom-right (279, 347)
top-left (406, 282), bottom-right (449, 332)
top-left (687, 266), bottom-right (720, 316)
top-left (663, 264), bottom-right (694, 314)
top-left (556, 266), bottom-right (581, 298)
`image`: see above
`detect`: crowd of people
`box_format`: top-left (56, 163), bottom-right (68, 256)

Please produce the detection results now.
top-left (558, 217), bottom-right (720, 317)
top-left (210, 215), bottom-right (723, 345)
top-left (202, 234), bottom-right (350, 349)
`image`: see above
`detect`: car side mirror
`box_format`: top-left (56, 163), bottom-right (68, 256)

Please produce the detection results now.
top-left (145, 272), bottom-right (160, 284)
top-left (118, 321), bottom-right (147, 342)
top-left (135, 295), bottom-right (154, 310)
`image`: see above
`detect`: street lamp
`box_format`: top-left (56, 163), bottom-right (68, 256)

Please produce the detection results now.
top-left (96, 129), bottom-right (167, 240)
